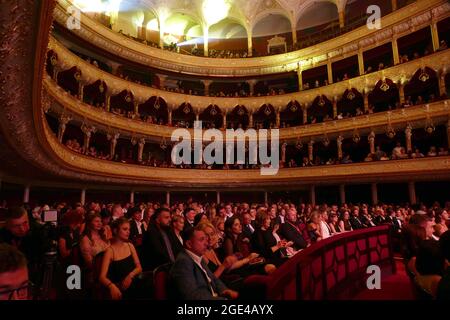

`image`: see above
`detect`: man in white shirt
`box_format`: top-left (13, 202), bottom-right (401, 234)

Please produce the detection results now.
top-left (111, 204), bottom-right (124, 221)
top-left (320, 210), bottom-right (332, 239)
top-left (170, 227), bottom-right (238, 300)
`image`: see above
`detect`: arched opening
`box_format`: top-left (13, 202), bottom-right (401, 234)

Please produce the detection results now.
top-left (172, 103), bottom-right (195, 128)
top-left (110, 90), bottom-right (134, 116)
top-left (57, 66), bottom-right (81, 96)
top-left (404, 67), bottom-right (439, 104)
top-left (368, 79), bottom-right (399, 112)
top-left (253, 13), bottom-right (292, 55)
top-left (83, 80), bottom-right (107, 108)
top-left (200, 104), bottom-right (223, 129)
top-left (208, 18), bottom-right (248, 58)
top-left (280, 101), bottom-right (303, 127)
top-left (228, 105), bottom-right (249, 129)
top-left (296, 1), bottom-right (339, 48)
top-left (166, 12), bottom-right (203, 54)
top-left (308, 95), bottom-right (333, 123)
top-left (337, 88), bottom-right (364, 117)
top-left (138, 96), bottom-right (168, 124)
top-left (254, 104), bottom-right (276, 129)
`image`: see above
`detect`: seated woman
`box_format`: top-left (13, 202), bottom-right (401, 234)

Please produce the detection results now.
top-left (328, 213), bottom-right (341, 233)
top-left (80, 213), bottom-right (110, 291)
top-left (223, 216), bottom-right (276, 275)
top-left (338, 210), bottom-right (353, 232)
top-left (253, 212), bottom-right (294, 267)
top-left (434, 209), bottom-right (449, 237)
top-left (99, 217), bottom-right (143, 300)
top-left (307, 212), bottom-right (323, 242)
top-left (57, 210), bottom-right (83, 266)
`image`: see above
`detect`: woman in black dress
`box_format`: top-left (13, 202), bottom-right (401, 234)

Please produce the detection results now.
top-left (99, 217), bottom-right (142, 300)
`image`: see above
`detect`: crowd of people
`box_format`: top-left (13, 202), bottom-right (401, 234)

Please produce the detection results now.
top-left (0, 198), bottom-right (449, 300)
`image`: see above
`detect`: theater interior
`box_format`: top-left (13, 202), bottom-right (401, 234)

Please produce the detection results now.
top-left (0, 0), bottom-right (449, 302)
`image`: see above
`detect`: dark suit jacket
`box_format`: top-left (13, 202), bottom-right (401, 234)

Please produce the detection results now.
top-left (350, 216), bottom-right (365, 230)
top-left (142, 224), bottom-right (175, 270)
top-left (129, 219), bottom-right (145, 246)
top-left (242, 222), bottom-right (256, 242)
top-left (170, 250), bottom-right (227, 300)
top-left (167, 229), bottom-right (184, 258)
top-left (280, 222), bottom-right (307, 250)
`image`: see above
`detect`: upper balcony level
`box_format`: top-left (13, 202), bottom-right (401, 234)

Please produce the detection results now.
top-left (54, 0), bottom-right (450, 77)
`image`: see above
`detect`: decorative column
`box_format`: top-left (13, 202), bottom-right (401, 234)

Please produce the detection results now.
top-left (248, 110), bottom-right (254, 128)
top-left (368, 131), bottom-right (376, 154)
top-left (327, 60), bottom-right (333, 84)
top-left (264, 191), bottom-right (268, 204)
top-left (137, 138), bottom-right (146, 163)
top-left (216, 191), bottom-right (221, 204)
top-left (392, 36), bottom-right (400, 65)
top-left (247, 80), bottom-right (256, 96)
top-left (302, 105), bottom-right (308, 124)
top-left (23, 185), bottom-right (30, 203)
top-left (332, 97), bottom-right (338, 118)
top-left (408, 182), bottom-right (416, 205)
top-left (391, 0), bottom-right (397, 11)
top-left (168, 105), bottom-right (173, 126)
top-left (371, 183), bottom-right (378, 205)
top-left (158, 20), bottom-right (165, 49)
top-left (358, 49), bottom-right (365, 76)
top-left (339, 184), bottom-right (346, 205)
top-left (78, 82), bottom-right (85, 101)
top-left (398, 83), bottom-right (405, 104)
top-left (166, 191), bottom-right (170, 206)
top-left (337, 135), bottom-right (344, 160)
top-left (338, 9), bottom-right (345, 28)
top-left (308, 140), bottom-right (314, 162)
top-left (276, 107), bottom-right (281, 128)
top-left (107, 132), bottom-right (120, 159)
top-left (134, 101), bottom-right (139, 115)
top-left (310, 185), bottom-right (316, 206)
top-left (439, 73), bottom-right (447, 97)
top-left (202, 80), bottom-right (212, 96)
top-left (430, 22), bottom-right (440, 52)
top-left (157, 74), bottom-right (167, 89)
top-left (195, 109), bottom-right (200, 122)
top-left (291, 23), bottom-right (297, 46)
top-left (281, 142), bottom-right (287, 164)
top-left (130, 190), bottom-right (135, 204)
top-left (297, 64), bottom-right (303, 91)
top-left (80, 189), bottom-right (86, 206)
top-left (447, 119), bottom-right (450, 148)
top-left (105, 93), bottom-right (111, 112)
top-left (109, 62), bottom-right (121, 76)
top-left (222, 111), bottom-right (227, 129)
top-left (405, 125), bottom-right (413, 153)
top-left (81, 124), bottom-right (96, 154)
top-left (247, 28), bottom-right (253, 57)
top-left (57, 114), bottom-right (72, 143)
top-left (363, 92), bottom-right (369, 112)
top-left (203, 25), bottom-right (209, 57)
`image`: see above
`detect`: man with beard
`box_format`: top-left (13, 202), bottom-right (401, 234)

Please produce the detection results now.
top-left (142, 208), bottom-right (176, 270)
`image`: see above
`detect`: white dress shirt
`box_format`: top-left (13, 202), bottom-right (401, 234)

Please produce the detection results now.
top-left (185, 249), bottom-right (217, 297)
top-left (320, 220), bottom-right (331, 239)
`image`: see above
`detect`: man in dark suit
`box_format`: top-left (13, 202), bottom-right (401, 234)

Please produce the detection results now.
top-left (349, 207), bottom-right (365, 230)
top-left (183, 208), bottom-right (196, 232)
top-left (128, 207), bottom-right (146, 259)
top-left (280, 208), bottom-right (307, 250)
top-left (170, 226), bottom-right (238, 300)
top-left (142, 208), bottom-right (176, 271)
top-left (437, 231), bottom-right (450, 300)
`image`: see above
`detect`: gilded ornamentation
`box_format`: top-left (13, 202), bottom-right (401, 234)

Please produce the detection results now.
top-left (347, 90), bottom-right (355, 100)
top-left (379, 80), bottom-right (390, 92)
top-left (419, 71), bottom-right (430, 82)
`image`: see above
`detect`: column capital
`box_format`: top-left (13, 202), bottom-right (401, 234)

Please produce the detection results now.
top-left (107, 132), bottom-right (120, 142)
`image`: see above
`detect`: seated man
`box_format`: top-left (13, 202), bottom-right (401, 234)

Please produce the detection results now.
top-left (437, 231), bottom-right (450, 300)
top-left (280, 208), bottom-right (308, 250)
top-left (170, 226), bottom-right (238, 300)
top-left (0, 244), bottom-right (29, 300)
top-left (0, 207), bottom-right (48, 288)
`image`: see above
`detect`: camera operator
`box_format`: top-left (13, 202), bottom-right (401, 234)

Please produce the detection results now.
top-left (0, 206), bottom-right (53, 298)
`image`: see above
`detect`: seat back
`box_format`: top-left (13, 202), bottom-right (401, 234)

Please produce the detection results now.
top-left (152, 263), bottom-right (173, 300)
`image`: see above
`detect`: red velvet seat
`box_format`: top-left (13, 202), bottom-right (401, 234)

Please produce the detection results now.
top-left (152, 263), bottom-right (173, 300)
